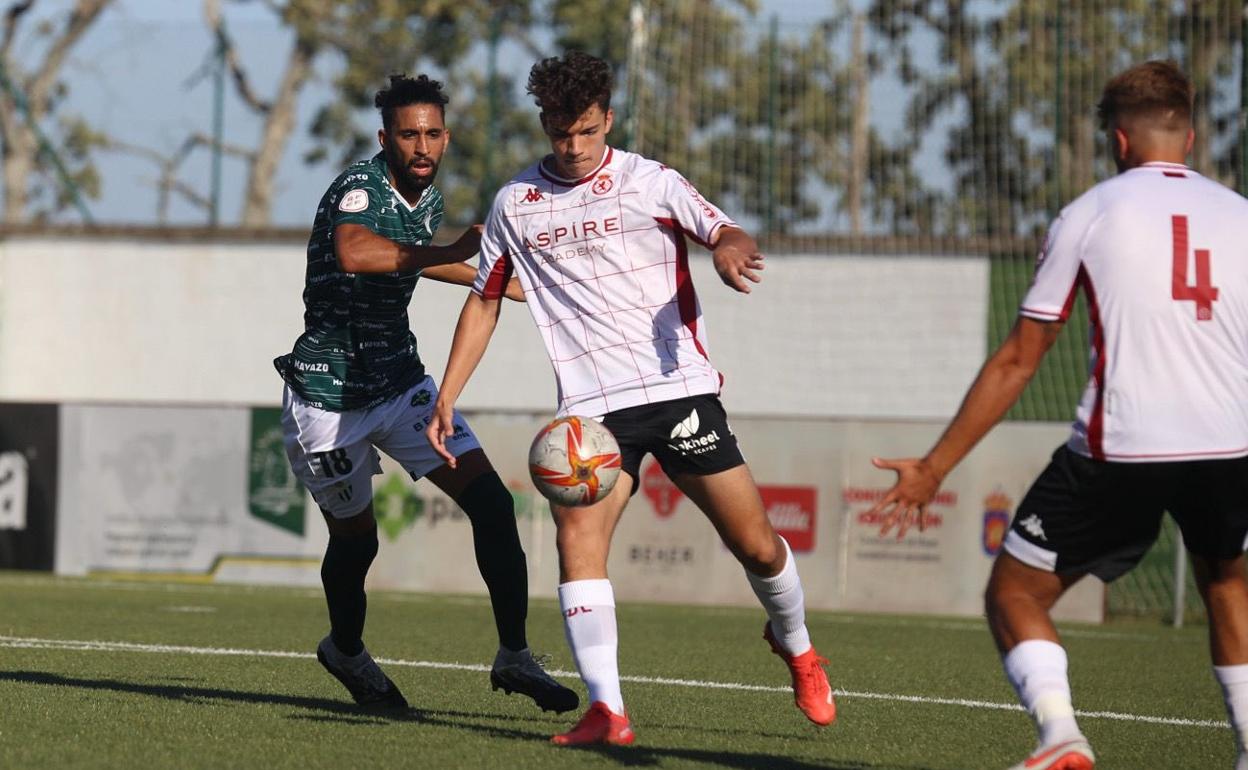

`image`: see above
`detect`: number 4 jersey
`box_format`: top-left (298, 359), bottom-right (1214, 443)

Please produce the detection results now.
top-left (1021, 161), bottom-right (1248, 462)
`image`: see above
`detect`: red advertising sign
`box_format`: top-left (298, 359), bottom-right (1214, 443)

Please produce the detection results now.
top-left (642, 459), bottom-right (683, 518)
top-left (759, 486), bottom-right (817, 552)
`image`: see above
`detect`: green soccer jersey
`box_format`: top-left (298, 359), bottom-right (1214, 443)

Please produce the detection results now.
top-left (275, 153), bottom-right (444, 411)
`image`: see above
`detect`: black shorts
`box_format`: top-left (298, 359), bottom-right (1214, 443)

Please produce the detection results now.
top-left (1005, 445), bottom-right (1248, 581)
top-left (600, 393), bottom-right (745, 493)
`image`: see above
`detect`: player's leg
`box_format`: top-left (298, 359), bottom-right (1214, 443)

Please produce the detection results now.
top-left (425, 450), bottom-right (528, 654)
top-left (549, 474), bottom-right (635, 745)
top-left (671, 462), bottom-right (834, 726)
top-left (985, 552), bottom-right (1088, 765)
top-left (279, 387), bottom-right (404, 709)
top-left (423, 447), bottom-right (578, 713)
top-left (1192, 555), bottom-right (1248, 769)
top-left (376, 377), bottom-right (577, 712)
top-left (990, 445), bottom-right (1166, 769)
top-left (1169, 455), bottom-right (1248, 768)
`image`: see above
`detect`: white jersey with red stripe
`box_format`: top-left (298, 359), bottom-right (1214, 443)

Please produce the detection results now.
top-left (1021, 161), bottom-right (1248, 462)
top-left (472, 147), bottom-right (736, 417)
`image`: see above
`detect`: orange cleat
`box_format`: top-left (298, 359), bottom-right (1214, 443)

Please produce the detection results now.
top-left (764, 622), bottom-right (836, 726)
top-left (1007, 738), bottom-right (1095, 770)
top-left (551, 701), bottom-right (636, 746)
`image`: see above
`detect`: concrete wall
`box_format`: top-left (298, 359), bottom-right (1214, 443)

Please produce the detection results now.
top-left (0, 236), bottom-right (987, 418)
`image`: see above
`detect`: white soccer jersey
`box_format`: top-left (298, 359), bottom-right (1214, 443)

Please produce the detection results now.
top-left (473, 148), bottom-right (736, 417)
top-left (1021, 161), bottom-right (1248, 462)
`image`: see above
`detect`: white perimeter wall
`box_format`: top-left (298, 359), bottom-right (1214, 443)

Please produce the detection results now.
top-left (0, 236), bottom-right (987, 418)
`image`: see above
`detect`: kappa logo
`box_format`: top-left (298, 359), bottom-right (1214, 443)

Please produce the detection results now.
top-left (1019, 513), bottom-right (1047, 541)
top-left (338, 188), bottom-right (368, 213)
top-left (591, 174), bottom-right (613, 195)
top-left (522, 187), bottom-right (545, 203)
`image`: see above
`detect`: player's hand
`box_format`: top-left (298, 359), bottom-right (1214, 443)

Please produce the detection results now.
top-left (426, 399), bottom-right (459, 468)
top-left (504, 276), bottom-right (526, 303)
top-left (867, 457), bottom-right (941, 540)
top-left (712, 243), bottom-right (764, 294)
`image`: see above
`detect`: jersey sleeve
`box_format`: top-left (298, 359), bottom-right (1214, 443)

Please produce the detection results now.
top-left (1019, 194), bottom-right (1100, 322)
top-left (472, 190), bottom-right (517, 300)
top-left (656, 167), bottom-right (737, 248)
top-left (327, 170), bottom-right (386, 232)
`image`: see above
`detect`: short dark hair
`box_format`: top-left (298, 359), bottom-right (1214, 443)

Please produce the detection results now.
top-left (526, 51), bottom-right (613, 128)
top-left (1097, 60), bottom-right (1192, 132)
top-left (374, 74), bottom-right (449, 130)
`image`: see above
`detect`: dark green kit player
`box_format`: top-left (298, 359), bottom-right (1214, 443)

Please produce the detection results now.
top-left (275, 74), bottom-right (577, 713)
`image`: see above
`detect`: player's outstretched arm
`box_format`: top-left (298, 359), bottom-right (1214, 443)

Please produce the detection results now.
top-left (334, 223), bottom-right (481, 273)
top-left (421, 262), bottom-right (525, 302)
top-left (427, 291), bottom-right (504, 468)
top-left (710, 226), bottom-right (765, 294)
top-left (868, 317), bottom-right (1063, 538)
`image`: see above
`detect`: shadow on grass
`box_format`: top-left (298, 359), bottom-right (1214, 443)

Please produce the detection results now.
top-left (415, 708), bottom-right (939, 770)
top-left (0, 671), bottom-right (940, 769)
top-left (0, 670), bottom-right (416, 725)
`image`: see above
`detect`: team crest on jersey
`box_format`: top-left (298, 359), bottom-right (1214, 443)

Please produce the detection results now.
top-left (591, 174), bottom-right (613, 195)
top-left (521, 187), bottom-right (545, 204)
top-left (339, 189), bottom-right (369, 213)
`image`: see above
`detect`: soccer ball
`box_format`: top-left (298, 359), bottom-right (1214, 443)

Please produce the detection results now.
top-left (528, 416), bottom-right (623, 506)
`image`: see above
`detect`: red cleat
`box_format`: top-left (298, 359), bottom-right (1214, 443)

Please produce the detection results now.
top-left (551, 701), bottom-right (636, 746)
top-left (764, 623), bottom-right (836, 726)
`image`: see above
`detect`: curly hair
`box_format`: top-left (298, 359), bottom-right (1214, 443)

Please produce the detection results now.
top-left (526, 51), bottom-right (613, 127)
top-left (1097, 60), bottom-right (1192, 132)
top-left (375, 74), bottom-right (449, 131)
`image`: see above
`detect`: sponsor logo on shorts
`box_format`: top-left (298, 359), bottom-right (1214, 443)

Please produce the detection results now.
top-left (410, 388), bottom-right (432, 407)
top-left (982, 490), bottom-right (1012, 555)
top-left (1018, 513), bottom-right (1047, 541)
top-left (331, 480), bottom-right (354, 503)
top-left (759, 486), bottom-right (817, 552)
top-left (666, 409), bottom-right (721, 456)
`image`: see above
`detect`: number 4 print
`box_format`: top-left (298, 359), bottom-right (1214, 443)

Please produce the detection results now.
top-left (1171, 215), bottom-right (1218, 321)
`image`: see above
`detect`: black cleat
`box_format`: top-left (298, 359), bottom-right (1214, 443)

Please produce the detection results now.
top-left (490, 653), bottom-right (580, 713)
top-left (316, 635), bottom-right (408, 711)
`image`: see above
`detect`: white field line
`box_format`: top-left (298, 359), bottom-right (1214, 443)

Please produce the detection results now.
top-left (0, 575), bottom-right (1152, 641)
top-left (0, 635), bottom-right (1226, 730)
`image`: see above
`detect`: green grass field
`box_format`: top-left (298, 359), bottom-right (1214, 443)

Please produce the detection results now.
top-left (0, 571), bottom-right (1230, 769)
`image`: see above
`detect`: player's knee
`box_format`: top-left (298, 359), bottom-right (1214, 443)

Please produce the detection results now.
top-left (455, 471), bottom-right (516, 527)
top-left (733, 532), bottom-right (782, 575)
top-left (321, 530), bottom-right (379, 583)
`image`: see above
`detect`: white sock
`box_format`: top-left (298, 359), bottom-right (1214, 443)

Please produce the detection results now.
top-left (746, 537), bottom-right (812, 656)
top-left (1003, 640), bottom-right (1083, 747)
top-left (558, 579), bottom-right (624, 714)
top-left (1215, 664), bottom-right (1248, 752)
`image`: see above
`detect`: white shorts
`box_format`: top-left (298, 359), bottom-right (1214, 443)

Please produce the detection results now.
top-left (280, 376), bottom-right (481, 518)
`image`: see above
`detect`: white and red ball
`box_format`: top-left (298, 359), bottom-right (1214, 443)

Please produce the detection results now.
top-left (528, 416), bottom-right (622, 506)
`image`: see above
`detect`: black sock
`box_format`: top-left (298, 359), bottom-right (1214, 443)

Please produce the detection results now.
top-left (321, 529), bottom-right (378, 657)
top-left (456, 471), bottom-right (528, 652)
